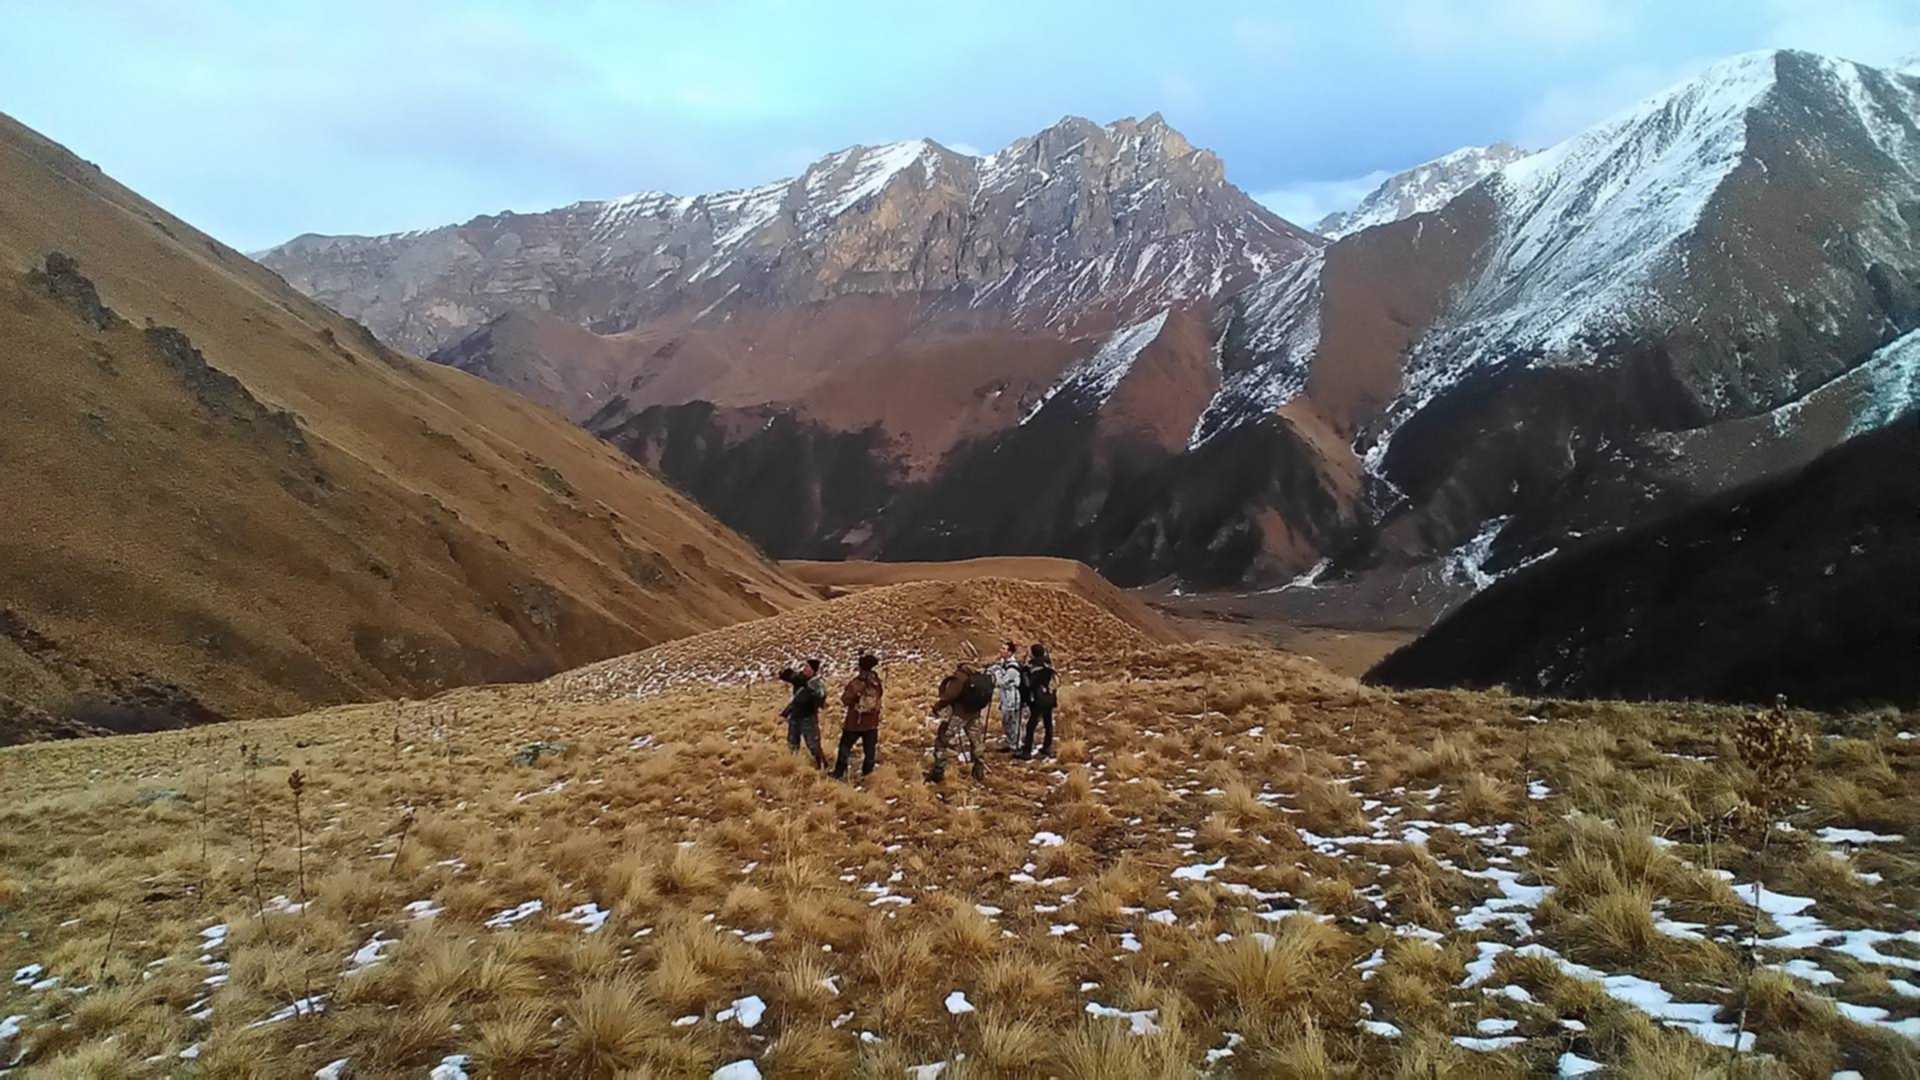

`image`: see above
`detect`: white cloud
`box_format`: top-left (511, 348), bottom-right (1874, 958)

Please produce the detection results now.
top-left (1396, 0), bottom-right (1632, 55)
top-left (1255, 170), bottom-right (1393, 229)
top-left (1762, 0), bottom-right (1920, 66)
top-left (945, 141), bottom-right (983, 157)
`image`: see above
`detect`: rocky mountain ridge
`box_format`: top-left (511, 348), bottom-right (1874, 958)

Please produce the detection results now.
top-left (260, 113), bottom-right (1315, 367)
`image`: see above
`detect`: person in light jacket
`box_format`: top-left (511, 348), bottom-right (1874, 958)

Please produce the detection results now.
top-left (989, 640), bottom-right (1026, 751)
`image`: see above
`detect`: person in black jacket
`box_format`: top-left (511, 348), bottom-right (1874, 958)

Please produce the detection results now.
top-left (778, 658), bottom-right (828, 769)
top-left (1016, 643), bottom-right (1057, 760)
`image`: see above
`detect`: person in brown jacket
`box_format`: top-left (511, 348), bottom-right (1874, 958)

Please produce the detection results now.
top-left (832, 653), bottom-right (884, 779)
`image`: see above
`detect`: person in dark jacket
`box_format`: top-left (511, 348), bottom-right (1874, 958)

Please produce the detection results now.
top-left (833, 653), bottom-right (884, 779)
top-left (1016, 643), bottom-right (1057, 759)
top-left (778, 658), bottom-right (827, 769)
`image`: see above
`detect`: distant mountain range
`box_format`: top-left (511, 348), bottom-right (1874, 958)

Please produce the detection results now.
top-left (259, 49), bottom-right (1920, 627)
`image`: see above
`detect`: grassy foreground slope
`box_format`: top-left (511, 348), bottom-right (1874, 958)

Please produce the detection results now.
top-left (1, 581), bottom-right (1916, 1077)
top-left (0, 112), bottom-right (814, 743)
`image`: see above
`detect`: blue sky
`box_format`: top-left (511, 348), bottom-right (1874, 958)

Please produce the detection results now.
top-left (3, 0), bottom-right (1915, 249)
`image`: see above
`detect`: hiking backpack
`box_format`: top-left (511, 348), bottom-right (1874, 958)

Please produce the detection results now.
top-left (957, 670), bottom-right (994, 711)
top-left (1030, 664), bottom-right (1057, 709)
top-left (855, 676), bottom-right (882, 715)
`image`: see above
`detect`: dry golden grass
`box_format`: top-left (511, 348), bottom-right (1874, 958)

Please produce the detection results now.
top-left (0, 642), bottom-right (1913, 1076)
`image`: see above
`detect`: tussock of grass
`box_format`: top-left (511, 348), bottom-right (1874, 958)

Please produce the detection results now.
top-left (561, 975), bottom-right (664, 1074)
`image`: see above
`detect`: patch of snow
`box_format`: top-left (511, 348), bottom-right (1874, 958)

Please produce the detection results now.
top-left (345, 933), bottom-right (393, 973)
top-left (1171, 856), bottom-right (1228, 881)
top-left (483, 899), bottom-right (544, 929)
top-left (1558, 1052), bottom-right (1605, 1076)
top-left (716, 994), bottom-right (767, 1029)
top-left (246, 994), bottom-right (328, 1029)
top-left (711, 1061), bottom-right (762, 1080)
top-left (1085, 1001), bottom-right (1162, 1036)
top-left (560, 902), bottom-right (611, 933)
top-left (1203, 1031), bottom-right (1244, 1065)
top-left (1360, 1019), bottom-right (1403, 1038)
top-left (1441, 516), bottom-right (1512, 590)
top-left (944, 990), bottom-right (975, 1015)
top-left (1816, 827), bottom-right (1903, 846)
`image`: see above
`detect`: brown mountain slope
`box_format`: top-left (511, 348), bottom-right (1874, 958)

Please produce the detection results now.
top-left (0, 112), bottom-right (814, 743)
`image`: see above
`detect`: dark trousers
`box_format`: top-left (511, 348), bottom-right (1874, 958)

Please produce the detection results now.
top-left (1022, 704), bottom-right (1055, 755)
top-left (787, 713), bottom-right (824, 766)
top-left (833, 728), bottom-right (877, 777)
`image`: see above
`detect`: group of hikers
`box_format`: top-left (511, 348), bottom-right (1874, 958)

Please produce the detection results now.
top-left (774, 640), bottom-right (1057, 783)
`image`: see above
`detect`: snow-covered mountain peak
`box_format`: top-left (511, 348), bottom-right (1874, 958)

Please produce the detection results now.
top-left (1360, 47), bottom-right (1920, 485)
top-left (1316, 142), bottom-right (1531, 238)
top-left (795, 138), bottom-right (953, 225)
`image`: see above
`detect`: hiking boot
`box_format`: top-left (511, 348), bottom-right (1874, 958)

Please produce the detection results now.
top-left (1014, 748), bottom-right (1032, 760)
top-left (971, 759), bottom-right (987, 782)
top-left (924, 765), bottom-right (945, 783)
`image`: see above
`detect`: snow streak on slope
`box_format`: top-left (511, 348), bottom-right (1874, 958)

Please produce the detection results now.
top-left (1021, 312), bottom-right (1169, 424)
top-left (1316, 144), bottom-right (1532, 238)
top-left (1189, 252), bottom-right (1324, 448)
